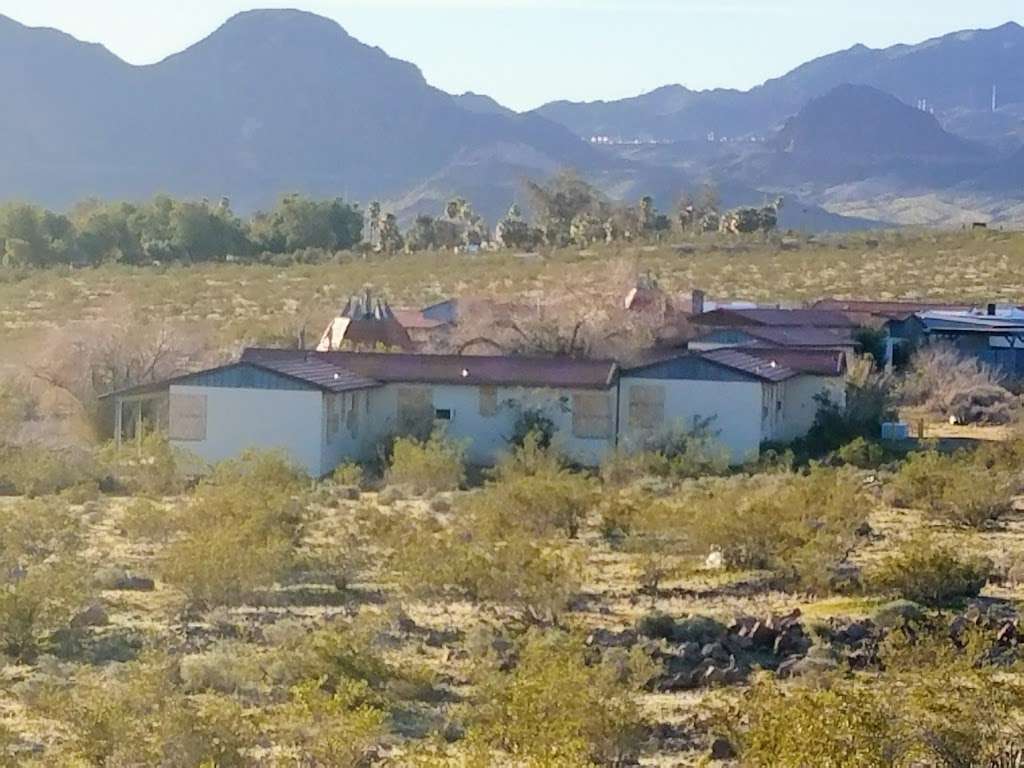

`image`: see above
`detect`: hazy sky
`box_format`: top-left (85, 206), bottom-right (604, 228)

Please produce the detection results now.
top-left (5, 0), bottom-right (1023, 110)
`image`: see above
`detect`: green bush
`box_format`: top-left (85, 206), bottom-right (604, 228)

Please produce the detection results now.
top-left (386, 432), bottom-right (465, 495)
top-left (33, 656), bottom-right (256, 767)
top-left (97, 434), bottom-right (189, 496)
top-left (724, 629), bottom-right (1024, 768)
top-left (0, 562), bottom-right (91, 661)
top-left (465, 630), bottom-right (645, 767)
top-left (835, 437), bottom-right (887, 469)
top-left (162, 451), bottom-right (308, 607)
top-left (331, 461), bottom-right (365, 488)
top-left (888, 447), bottom-right (1016, 528)
top-left (681, 468), bottom-right (869, 592)
top-left (120, 498), bottom-right (179, 542)
top-left (0, 445), bottom-right (99, 497)
top-left (868, 536), bottom-right (991, 607)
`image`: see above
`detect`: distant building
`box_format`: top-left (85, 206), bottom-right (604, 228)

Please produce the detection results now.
top-left (317, 291), bottom-right (414, 352)
top-left (103, 345), bottom-right (845, 475)
top-left (919, 306), bottom-right (1024, 378)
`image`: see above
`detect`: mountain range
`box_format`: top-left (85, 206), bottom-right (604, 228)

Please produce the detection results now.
top-left (2, 9), bottom-right (1024, 230)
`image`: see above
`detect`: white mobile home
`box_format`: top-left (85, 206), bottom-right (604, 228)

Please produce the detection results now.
top-left (106, 346), bottom-right (844, 476)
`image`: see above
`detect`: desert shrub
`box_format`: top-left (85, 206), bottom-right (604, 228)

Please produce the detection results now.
top-left (394, 521), bottom-right (584, 623)
top-left (386, 432), bottom-right (465, 494)
top-left (34, 656), bottom-right (256, 767)
top-left (97, 433), bottom-right (189, 496)
top-left (724, 629), bottom-right (1024, 768)
top-left (479, 435), bottom-right (597, 538)
top-left (801, 356), bottom-right (894, 456)
top-left (120, 497), bottom-right (178, 542)
top-left (162, 451), bottom-right (309, 607)
top-left (0, 497), bottom-right (82, 568)
top-left (868, 536), bottom-right (991, 607)
top-left (509, 409), bottom-right (557, 449)
top-left (272, 678), bottom-right (387, 767)
top-left (888, 447), bottom-right (1016, 528)
top-left (0, 562), bottom-right (91, 661)
top-left (835, 436), bottom-right (888, 469)
top-left (899, 342), bottom-right (1018, 424)
top-left (0, 444), bottom-right (100, 497)
top-left (179, 643), bottom-right (268, 697)
top-left (465, 629), bottom-right (646, 767)
top-left (682, 467), bottom-right (869, 592)
top-left (605, 419), bottom-right (730, 484)
top-left (331, 461), bottom-right (365, 488)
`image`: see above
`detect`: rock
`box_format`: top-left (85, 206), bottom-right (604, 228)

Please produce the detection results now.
top-left (673, 615), bottom-right (727, 645)
top-left (636, 611), bottom-right (677, 640)
top-left (113, 574), bottom-right (155, 592)
top-left (855, 521), bottom-right (874, 537)
top-left (841, 620), bottom-right (872, 644)
top-left (704, 550), bottom-right (725, 570)
top-left (710, 736), bottom-right (737, 761)
top-left (657, 670), bottom-right (699, 691)
top-left (773, 626), bottom-right (810, 657)
top-left (72, 603), bottom-right (109, 628)
top-left (777, 654), bottom-right (838, 679)
top-left (997, 622), bottom-right (1018, 646)
top-left (748, 620), bottom-right (777, 648)
top-left (677, 641), bottom-right (703, 664)
top-left (586, 628), bottom-right (637, 649)
top-left (701, 641), bottom-right (732, 663)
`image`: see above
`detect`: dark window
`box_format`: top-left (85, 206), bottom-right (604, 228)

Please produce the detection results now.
top-left (435, 408), bottom-right (453, 421)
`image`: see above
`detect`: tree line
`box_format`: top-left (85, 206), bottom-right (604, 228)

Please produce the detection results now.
top-left (0, 172), bottom-right (783, 267)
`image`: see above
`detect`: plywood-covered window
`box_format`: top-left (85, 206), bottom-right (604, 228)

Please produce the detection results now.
top-left (572, 392), bottom-right (612, 439)
top-left (397, 386), bottom-right (434, 433)
top-left (169, 393), bottom-right (207, 441)
top-left (479, 386), bottom-right (498, 417)
top-left (628, 384), bottom-right (665, 430)
top-left (326, 393), bottom-right (344, 442)
top-left (347, 392), bottom-right (359, 437)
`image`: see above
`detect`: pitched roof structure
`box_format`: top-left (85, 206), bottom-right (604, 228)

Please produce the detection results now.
top-left (317, 291), bottom-right (415, 351)
top-left (744, 348), bottom-right (847, 377)
top-left (811, 298), bottom-right (971, 322)
top-left (699, 348), bottom-right (800, 382)
top-left (693, 307), bottom-right (858, 329)
top-left (243, 348), bottom-right (619, 390)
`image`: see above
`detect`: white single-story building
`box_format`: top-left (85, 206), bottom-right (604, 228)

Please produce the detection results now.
top-left (104, 346), bottom-right (846, 476)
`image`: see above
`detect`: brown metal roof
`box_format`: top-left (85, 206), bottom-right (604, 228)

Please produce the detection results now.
top-left (811, 298), bottom-right (971, 322)
top-left (243, 348), bottom-right (618, 390)
top-left (392, 309), bottom-right (452, 331)
top-left (253, 357), bottom-right (380, 393)
top-left (694, 307), bottom-right (858, 328)
top-left (744, 348), bottom-right (847, 377)
top-left (700, 348), bottom-right (800, 382)
top-left (718, 325), bottom-right (857, 348)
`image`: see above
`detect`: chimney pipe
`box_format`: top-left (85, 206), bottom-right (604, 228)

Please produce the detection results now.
top-left (988, 303), bottom-right (997, 317)
top-left (691, 289), bottom-right (706, 316)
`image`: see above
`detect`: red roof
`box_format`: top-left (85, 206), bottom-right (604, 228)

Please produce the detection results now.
top-left (744, 348), bottom-right (847, 377)
top-left (709, 325), bottom-right (857, 349)
top-left (392, 309), bottom-right (452, 331)
top-left (811, 299), bottom-right (971, 321)
top-left (243, 348), bottom-right (618, 390)
top-left (694, 307), bottom-right (858, 328)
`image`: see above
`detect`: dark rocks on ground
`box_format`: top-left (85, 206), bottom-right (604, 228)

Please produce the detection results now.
top-left (873, 599), bottom-right (925, 629)
top-left (710, 736), bottom-right (737, 760)
top-left (71, 603), bottom-right (109, 628)
top-left (636, 611), bottom-right (678, 640)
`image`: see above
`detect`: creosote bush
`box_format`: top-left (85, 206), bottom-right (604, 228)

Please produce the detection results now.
top-left (386, 431), bottom-right (466, 495)
top-left (722, 628), bottom-right (1024, 768)
top-left (464, 630), bottom-right (646, 767)
top-left (679, 467), bottom-right (869, 592)
top-left (888, 444), bottom-right (1019, 528)
top-left (867, 535), bottom-right (991, 607)
top-left (161, 451), bottom-right (309, 608)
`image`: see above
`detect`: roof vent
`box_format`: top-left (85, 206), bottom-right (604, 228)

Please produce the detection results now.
top-left (333, 373), bottom-right (340, 380)
top-left (461, 368), bottom-right (470, 378)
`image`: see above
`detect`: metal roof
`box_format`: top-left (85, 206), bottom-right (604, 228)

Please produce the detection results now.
top-left (812, 299), bottom-right (970, 321)
top-left (744, 348), bottom-right (847, 377)
top-left (694, 307), bottom-right (858, 328)
top-left (697, 325), bottom-right (856, 348)
top-left (101, 358), bottom-right (380, 400)
top-left (243, 348), bottom-right (619, 390)
top-left (700, 348), bottom-right (800, 382)
top-left (919, 311), bottom-right (1024, 334)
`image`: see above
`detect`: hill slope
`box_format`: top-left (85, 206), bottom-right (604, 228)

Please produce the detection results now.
top-left (535, 22), bottom-right (1024, 146)
top-left (0, 10), bottom-right (597, 212)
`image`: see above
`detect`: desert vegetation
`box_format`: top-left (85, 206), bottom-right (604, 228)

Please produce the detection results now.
top-left (5, 226), bottom-right (1024, 764)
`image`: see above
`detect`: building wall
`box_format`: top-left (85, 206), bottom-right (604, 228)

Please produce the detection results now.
top-left (776, 375), bottom-right (846, 443)
top-left (617, 377), bottom-right (764, 463)
top-left (169, 384), bottom-right (325, 477)
top-left (363, 383), bottom-right (616, 467)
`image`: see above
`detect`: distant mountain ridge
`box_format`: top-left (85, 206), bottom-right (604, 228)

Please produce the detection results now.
top-left (0, 9), bottom-right (598, 213)
top-left (1, 10), bottom-right (1023, 230)
top-left (534, 22), bottom-right (1024, 146)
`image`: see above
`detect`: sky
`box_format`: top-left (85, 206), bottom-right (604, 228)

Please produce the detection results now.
top-left (4, 0), bottom-right (1023, 111)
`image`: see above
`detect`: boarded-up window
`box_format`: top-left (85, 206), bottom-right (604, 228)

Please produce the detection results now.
top-left (169, 393), bottom-right (207, 441)
top-left (479, 386), bottom-right (498, 417)
top-left (326, 393), bottom-right (344, 442)
top-left (397, 386), bottom-right (433, 434)
top-left (628, 384), bottom-right (665, 430)
top-left (572, 392), bottom-right (612, 439)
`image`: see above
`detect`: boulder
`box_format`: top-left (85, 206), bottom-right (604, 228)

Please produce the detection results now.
top-left (873, 600), bottom-right (925, 629)
top-left (113, 574), bottom-right (155, 592)
top-left (673, 615), bottom-right (727, 645)
top-left (72, 603), bottom-right (109, 628)
top-left (636, 611), bottom-right (677, 640)
top-left (710, 736), bottom-right (737, 761)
